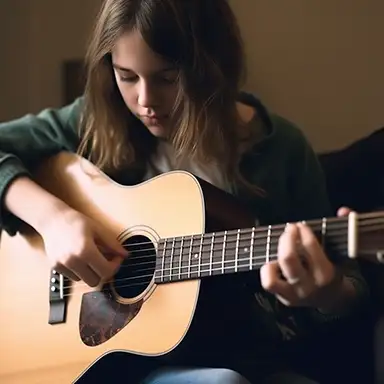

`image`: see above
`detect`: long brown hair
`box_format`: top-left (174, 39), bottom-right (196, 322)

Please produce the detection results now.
top-left (78, 0), bottom-right (248, 185)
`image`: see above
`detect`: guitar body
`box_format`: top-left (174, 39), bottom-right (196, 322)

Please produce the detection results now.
top-left (0, 152), bottom-right (253, 383)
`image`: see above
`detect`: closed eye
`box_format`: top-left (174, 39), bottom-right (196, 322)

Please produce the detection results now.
top-left (119, 74), bottom-right (177, 85)
top-left (119, 75), bottom-right (138, 83)
top-left (155, 75), bottom-right (177, 84)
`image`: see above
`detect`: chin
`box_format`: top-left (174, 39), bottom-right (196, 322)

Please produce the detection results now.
top-left (147, 124), bottom-right (168, 138)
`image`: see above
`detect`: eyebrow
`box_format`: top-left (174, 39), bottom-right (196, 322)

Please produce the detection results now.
top-left (112, 63), bottom-right (176, 74)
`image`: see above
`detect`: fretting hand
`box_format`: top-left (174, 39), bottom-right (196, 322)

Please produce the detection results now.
top-left (260, 207), bottom-right (353, 310)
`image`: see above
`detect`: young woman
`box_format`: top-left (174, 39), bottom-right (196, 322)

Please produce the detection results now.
top-left (0, 0), bottom-right (368, 383)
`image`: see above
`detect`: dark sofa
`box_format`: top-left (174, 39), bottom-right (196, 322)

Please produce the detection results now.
top-left (316, 127), bottom-right (384, 384)
top-left (319, 127), bottom-right (384, 215)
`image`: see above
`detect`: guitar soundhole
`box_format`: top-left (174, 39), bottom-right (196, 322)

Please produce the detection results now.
top-left (112, 235), bottom-right (156, 299)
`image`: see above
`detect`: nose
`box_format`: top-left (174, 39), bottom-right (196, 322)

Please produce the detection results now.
top-left (137, 80), bottom-right (157, 108)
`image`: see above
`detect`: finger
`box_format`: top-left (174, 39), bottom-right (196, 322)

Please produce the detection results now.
top-left (260, 262), bottom-right (297, 305)
top-left (87, 244), bottom-right (123, 281)
top-left (65, 258), bottom-right (101, 287)
top-left (96, 243), bottom-right (126, 262)
top-left (278, 224), bottom-right (316, 299)
top-left (260, 262), bottom-right (314, 305)
top-left (296, 222), bottom-right (324, 263)
top-left (337, 206), bottom-right (353, 217)
top-left (278, 224), bottom-right (307, 284)
top-left (53, 264), bottom-right (81, 282)
top-left (92, 222), bottom-right (128, 258)
top-left (296, 223), bottom-right (334, 286)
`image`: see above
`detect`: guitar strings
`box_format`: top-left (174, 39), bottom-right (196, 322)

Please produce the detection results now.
top-left (58, 219), bottom-right (383, 294)
top-left (117, 213), bottom-right (384, 254)
top-left (45, 216), bottom-right (383, 298)
top-left (116, 216), bottom-right (384, 260)
top-left (57, 237), bottom-right (353, 298)
top-left (117, 226), bottom-right (347, 263)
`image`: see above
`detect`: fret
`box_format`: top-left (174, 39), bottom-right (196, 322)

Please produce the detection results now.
top-left (209, 233), bottom-right (215, 276)
top-left (188, 235), bottom-right (193, 279)
top-left (321, 218), bottom-right (327, 247)
top-left (161, 238), bottom-right (166, 282)
top-left (198, 234), bottom-right (203, 277)
top-left (210, 231), bottom-right (227, 277)
top-left (178, 236), bottom-right (184, 281)
top-left (172, 236), bottom-right (188, 282)
top-left (266, 225), bottom-right (271, 263)
top-left (237, 229), bottom-right (253, 271)
top-left (221, 230), bottom-right (227, 274)
top-left (170, 238), bottom-right (176, 281)
top-left (189, 235), bottom-right (201, 279)
top-left (249, 228), bottom-right (255, 270)
top-left (159, 238), bottom-right (172, 283)
top-left (224, 230), bottom-right (237, 272)
top-left (235, 229), bottom-right (240, 273)
top-left (200, 233), bottom-right (212, 278)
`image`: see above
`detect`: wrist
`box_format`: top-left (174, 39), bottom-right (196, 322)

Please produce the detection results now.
top-left (34, 198), bottom-right (72, 234)
top-left (317, 275), bottom-right (356, 315)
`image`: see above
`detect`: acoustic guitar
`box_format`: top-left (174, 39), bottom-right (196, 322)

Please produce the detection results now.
top-left (0, 152), bottom-right (383, 383)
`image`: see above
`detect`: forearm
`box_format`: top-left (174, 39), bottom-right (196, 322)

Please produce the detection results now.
top-left (315, 261), bottom-right (370, 319)
top-left (317, 275), bottom-right (361, 315)
top-left (4, 176), bottom-right (70, 233)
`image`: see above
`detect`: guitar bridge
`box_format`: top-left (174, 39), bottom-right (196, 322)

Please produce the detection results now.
top-left (48, 269), bottom-right (67, 324)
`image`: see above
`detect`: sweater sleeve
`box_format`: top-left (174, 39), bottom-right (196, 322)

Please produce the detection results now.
top-left (284, 119), bottom-right (370, 322)
top-left (0, 97), bottom-right (83, 236)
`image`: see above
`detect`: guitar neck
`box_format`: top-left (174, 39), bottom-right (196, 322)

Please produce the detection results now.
top-left (154, 211), bottom-right (384, 283)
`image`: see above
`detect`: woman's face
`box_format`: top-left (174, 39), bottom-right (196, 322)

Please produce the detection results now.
top-left (111, 29), bottom-right (179, 139)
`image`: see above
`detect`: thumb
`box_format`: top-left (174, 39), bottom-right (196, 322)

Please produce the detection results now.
top-left (91, 221), bottom-right (128, 258)
top-left (337, 206), bottom-right (353, 217)
top-left (103, 250), bottom-right (126, 278)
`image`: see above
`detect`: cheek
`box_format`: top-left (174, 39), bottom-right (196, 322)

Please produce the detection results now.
top-left (117, 84), bottom-right (137, 110)
top-left (163, 87), bottom-right (178, 108)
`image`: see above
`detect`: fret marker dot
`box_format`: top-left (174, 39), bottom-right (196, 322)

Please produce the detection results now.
top-left (194, 253), bottom-right (199, 259)
top-left (244, 247), bottom-right (249, 253)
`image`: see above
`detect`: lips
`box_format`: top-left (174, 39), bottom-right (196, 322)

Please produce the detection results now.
top-left (142, 116), bottom-right (160, 125)
top-left (142, 114), bottom-right (166, 119)
top-left (140, 115), bottom-right (167, 125)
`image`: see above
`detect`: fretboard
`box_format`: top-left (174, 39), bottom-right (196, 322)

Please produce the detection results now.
top-left (153, 211), bottom-right (383, 284)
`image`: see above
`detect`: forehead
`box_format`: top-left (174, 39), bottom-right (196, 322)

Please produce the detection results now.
top-left (111, 29), bottom-right (171, 74)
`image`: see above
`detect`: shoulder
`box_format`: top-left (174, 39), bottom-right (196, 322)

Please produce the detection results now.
top-left (267, 113), bottom-right (313, 159)
top-left (31, 96), bottom-right (85, 135)
top-left (236, 94), bottom-right (329, 220)
top-left (236, 91), bottom-right (318, 172)
top-left (36, 96), bottom-right (84, 119)
top-left (253, 111), bottom-right (321, 186)
top-left (236, 91), bottom-right (310, 148)
top-left (58, 96), bottom-right (85, 126)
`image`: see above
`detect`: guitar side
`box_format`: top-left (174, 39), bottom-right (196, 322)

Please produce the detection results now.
top-left (0, 153), bottom-right (205, 383)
